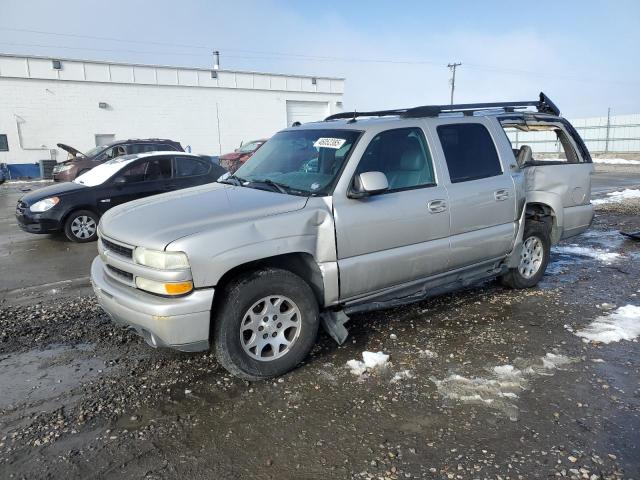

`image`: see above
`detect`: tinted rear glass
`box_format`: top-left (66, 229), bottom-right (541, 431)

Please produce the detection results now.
top-left (437, 123), bottom-right (502, 183)
top-left (175, 157), bottom-right (210, 177)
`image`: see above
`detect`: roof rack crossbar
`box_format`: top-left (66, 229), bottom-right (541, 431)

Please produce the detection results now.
top-left (324, 108), bottom-right (410, 121)
top-left (323, 92), bottom-right (560, 122)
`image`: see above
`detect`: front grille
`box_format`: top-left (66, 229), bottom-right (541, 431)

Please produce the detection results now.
top-left (107, 264), bottom-right (134, 281)
top-left (16, 201), bottom-right (26, 216)
top-left (102, 238), bottom-right (133, 258)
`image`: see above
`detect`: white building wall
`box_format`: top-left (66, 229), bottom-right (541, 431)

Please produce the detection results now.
top-left (0, 55), bottom-right (345, 165)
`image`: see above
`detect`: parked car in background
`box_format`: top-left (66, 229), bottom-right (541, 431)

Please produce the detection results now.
top-left (92, 93), bottom-right (594, 380)
top-left (219, 139), bottom-right (267, 173)
top-left (53, 138), bottom-right (183, 182)
top-left (17, 152), bottom-right (225, 242)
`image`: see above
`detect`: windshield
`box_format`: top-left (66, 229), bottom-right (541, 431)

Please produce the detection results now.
top-left (237, 141), bottom-right (263, 153)
top-left (73, 155), bottom-right (138, 186)
top-left (233, 129), bottom-right (360, 195)
top-left (84, 145), bottom-right (106, 158)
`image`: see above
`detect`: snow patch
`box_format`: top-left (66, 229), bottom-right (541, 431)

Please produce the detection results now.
top-left (593, 158), bottom-right (640, 165)
top-left (432, 353), bottom-right (572, 421)
top-left (552, 245), bottom-right (620, 263)
top-left (542, 352), bottom-right (572, 369)
top-left (592, 188), bottom-right (640, 205)
top-left (419, 349), bottom-right (438, 359)
top-left (391, 370), bottom-right (414, 383)
top-left (346, 351), bottom-right (389, 376)
top-left (575, 305), bottom-right (640, 344)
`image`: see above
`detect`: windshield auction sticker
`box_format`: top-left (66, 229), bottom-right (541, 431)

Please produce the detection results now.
top-left (313, 137), bottom-right (346, 149)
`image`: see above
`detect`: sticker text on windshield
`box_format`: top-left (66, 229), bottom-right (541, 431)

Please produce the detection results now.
top-left (313, 138), bottom-right (347, 149)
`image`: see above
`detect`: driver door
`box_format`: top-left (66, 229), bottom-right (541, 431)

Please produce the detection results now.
top-left (333, 126), bottom-right (451, 300)
top-left (97, 156), bottom-right (174, 213)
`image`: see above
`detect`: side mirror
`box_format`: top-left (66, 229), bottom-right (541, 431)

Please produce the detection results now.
top-left (348, 171), bottom-right (389, 199)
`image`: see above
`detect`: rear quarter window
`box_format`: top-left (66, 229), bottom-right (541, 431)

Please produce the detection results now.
top-left (437, 123), bottom-right (502, 183)
top-left (174, 157), bottom-right (211, 177)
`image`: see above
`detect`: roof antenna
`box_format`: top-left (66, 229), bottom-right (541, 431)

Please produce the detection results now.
top-left (348, 110), bottom-right (357, 124)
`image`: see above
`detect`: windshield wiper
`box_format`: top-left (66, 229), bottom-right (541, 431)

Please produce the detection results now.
top-left (250, 178), bottom-right (289, 194)
top-left (218, 174), bottom-right (247, 186)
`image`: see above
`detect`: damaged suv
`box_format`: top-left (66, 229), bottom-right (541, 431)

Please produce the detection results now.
top-left (91, 93), bottom-right (594, 380)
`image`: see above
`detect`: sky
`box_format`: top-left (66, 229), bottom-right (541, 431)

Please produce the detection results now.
top-left (1, 0), bottom-right (639, 118)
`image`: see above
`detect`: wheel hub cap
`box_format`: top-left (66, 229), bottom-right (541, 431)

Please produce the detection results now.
top-left (71, 216), bottom-right (96, 239)
top-left (240, 295), bottom-right (302, 362)
top-left (518, 235), bottom-right (544, 279)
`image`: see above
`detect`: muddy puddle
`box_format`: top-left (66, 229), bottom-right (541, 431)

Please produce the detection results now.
top-left (0, 344), bottom-right (107, 410)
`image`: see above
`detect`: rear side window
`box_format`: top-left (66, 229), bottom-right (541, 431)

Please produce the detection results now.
top-left (174, 157), bottom-right (210, 177)
top-left (437, 123), bottom-right (502, 183)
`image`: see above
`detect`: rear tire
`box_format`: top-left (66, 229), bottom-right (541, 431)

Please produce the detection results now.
top-left (213, 268), bottom-right (319, 380)
top-left (64, 210), bottom-right (99, 243)
top-left (501, 220), bottom-right (551, 289)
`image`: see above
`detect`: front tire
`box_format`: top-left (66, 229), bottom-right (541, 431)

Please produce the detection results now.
top-left (501, 220), bottom-right (551, 289)
top-left (213, 268), bottom-right (319, 380)
top-left (64, 210), bottom-right (99, 242)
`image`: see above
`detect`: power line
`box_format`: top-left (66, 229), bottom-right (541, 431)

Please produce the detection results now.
top-left (0, 26), bottom-right (638, 86)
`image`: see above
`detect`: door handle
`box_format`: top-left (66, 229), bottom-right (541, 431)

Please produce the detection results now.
top-left (427, 199), bottom-right (447, 213)
top-left (494, 189), bottom-right (509, 201)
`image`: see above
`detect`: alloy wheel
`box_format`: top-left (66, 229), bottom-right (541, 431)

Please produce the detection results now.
top-left (240, 295), bottom-right (302, 361)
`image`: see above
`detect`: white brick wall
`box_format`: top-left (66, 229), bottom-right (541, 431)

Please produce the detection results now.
top-left (0, 55), bottom-right (345, 164)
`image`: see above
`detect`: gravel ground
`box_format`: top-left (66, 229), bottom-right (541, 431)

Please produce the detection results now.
top-left (1, 202), bottom-right (639, 479)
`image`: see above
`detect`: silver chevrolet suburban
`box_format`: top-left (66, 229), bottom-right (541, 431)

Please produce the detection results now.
top-left (91, 93), bottom-right (594, 380)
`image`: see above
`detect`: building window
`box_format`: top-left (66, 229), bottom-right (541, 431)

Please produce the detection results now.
top-left (0, 134), bottom-right (8, 152)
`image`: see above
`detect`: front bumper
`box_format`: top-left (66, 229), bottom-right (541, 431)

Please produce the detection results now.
top-left (15, 204), bottom-right (62, 234)
top-left (91, 256), bottom-right (214, 352)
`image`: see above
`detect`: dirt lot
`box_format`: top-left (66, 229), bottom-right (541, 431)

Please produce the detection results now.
top-left (1, 185), bottom-right (639, 479)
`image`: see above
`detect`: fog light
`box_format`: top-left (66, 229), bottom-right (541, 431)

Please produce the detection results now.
top-left (135, 277), bottom-right (193, 296)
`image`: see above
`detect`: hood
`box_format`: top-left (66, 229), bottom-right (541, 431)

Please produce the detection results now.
top-left (57, 143), bottom-right (85, 157)
top-left (19, 182), bottom-right (86, 205)
top-left (219, 152), bottom-right (247, 161)
top-left (99, 183), bottom-right (309, 250)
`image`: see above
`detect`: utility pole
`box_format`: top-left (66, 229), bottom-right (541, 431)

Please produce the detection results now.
top-left (604, 107), bottom-right (611, 154)
top-left (447, 62), bottom-right (462, 105)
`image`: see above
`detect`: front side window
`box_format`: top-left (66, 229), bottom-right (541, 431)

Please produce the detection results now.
top-left (355, 127), bottom-right (435, 191)
top-left (0, 134), bottom-right (8, 152)
top-left (120, 157), bottom-right (172, 183)
top-left (234, 129), bottom-right (361, 195)
top-left (437, 123), bottom-right (502, 183)
top-left (175, 157), bottom-right (210, 177)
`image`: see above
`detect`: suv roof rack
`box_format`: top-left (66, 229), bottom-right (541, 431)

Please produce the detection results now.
top-left (324, 92), bottom-right (560, 121)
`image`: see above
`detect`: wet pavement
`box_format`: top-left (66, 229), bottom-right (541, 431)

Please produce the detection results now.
top-left (0, 181), bottom-right (95, 296)
top-left (0, 177), bottom-right (639, 479)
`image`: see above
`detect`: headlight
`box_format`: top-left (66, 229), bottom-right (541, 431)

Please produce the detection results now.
top-left (133, 247), bottom-right (189, 270)
top-left (55, 164), bottom-right (73, 173)
top-left (29, 197), bottom-right (60, 213)
top-left (135, 277), bottom-right (193, 296)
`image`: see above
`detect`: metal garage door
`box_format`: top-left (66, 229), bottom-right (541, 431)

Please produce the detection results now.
top-left (286, 100), bottom-right (329, 127)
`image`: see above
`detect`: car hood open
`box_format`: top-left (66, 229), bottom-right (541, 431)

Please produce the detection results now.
top-left (57, 143), bottom-right (85, 158)
top-left (99, 183), bottom-right (309, 250)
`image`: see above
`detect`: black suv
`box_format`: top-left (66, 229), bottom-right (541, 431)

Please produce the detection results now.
top-left (52, 138), bottom-right (183, 182)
